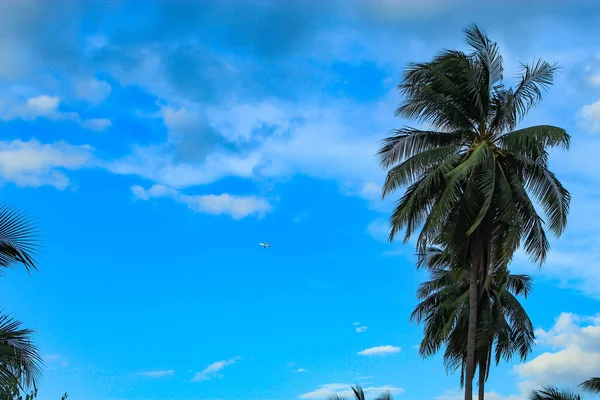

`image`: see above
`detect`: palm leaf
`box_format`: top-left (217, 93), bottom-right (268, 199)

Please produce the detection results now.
top-left (0, 205), bottom-right (39, 272)
top-left (512, 59), bottom-right (560, 120)
top-left (529, 386), bottom-right (581, 400)
top-left (0, 314), bottom-right (42, 394)
top-left (378, 127), bottom-right (466, 170)
top-left (579, 377), bottom-right (600, 393)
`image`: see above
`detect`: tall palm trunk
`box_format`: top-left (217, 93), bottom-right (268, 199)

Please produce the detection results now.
top-left (464, 258), bottom-right (478, 400)
top-left (465, 228), bottom-right (488, 400)
top-left (478, 359), bottom-right (486, 400)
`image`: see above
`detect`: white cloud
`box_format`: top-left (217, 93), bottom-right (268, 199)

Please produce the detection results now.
top-left (293, 212), bottom-right (308, 223)
top-left (356, 326), bottom-right (368, 333)
top-left (578, 100), bottom-right (600, 132)
top-left (206, 100), bottom-right (292, 143)
top-left (132, 184), bottom-right (272, 219)
top-left (589, 74), bottom-right (600, 87)
top-left (299, 383), bottom-right (404, 399)
top-left (27, 95), bottom-right (59, 115)
top-left (358, 345), bottom-right (401, 356)
top-left (294, 368), bottom-right (308, 373)
top-left (0, 95), bottom-right (111, 131)
top-left (192, 356), bottom-right (240, 382)
top-left (367, 219), bottom-right (389, 242)
top-left (133, 370), bottom-right (175, 378)
top-left (81, 118), bottom-right (112, 132)
top-left (0, 139), bottom-right (93, 189)
top-left (353, 322), bottom-right (361, 326)
top-left (514, 312), bottom-right (600, 390)
top-left (44, 354), bottom-right (69, 368)
top-left (73, 78), bottom-right (112, 104)
top-left (109, 145), bottom-right (262, 189)
top-left (360, 181), bottom-right (381, 199)
top-left (104, 95), bottom-right (394, 207)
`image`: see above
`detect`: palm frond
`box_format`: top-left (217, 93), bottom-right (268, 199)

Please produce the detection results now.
top-left (463, 24), bottom-right (503, 117)
top-left (351, 385), bottom-right (366, 400)
top-left (378, 127), bottom-right (465, 170)
top-left (0, 314), bottom-right (42, 394)
top-left (387, 154), bottom-right (463, 243)
top-left (579, 377), bottom-right (600, 393)
top-left (398, 53), bottom-right (479, 131)
top-left (0, 205), bottom-right (40, 272)
top-left (375, 390), bottom-right (393, 400)
top-left (500, 125), bottom-right (570, 159)
top-left (513, 60), bottom-right (560, 120)
top-left (529, 386), bottom-right (581, 400)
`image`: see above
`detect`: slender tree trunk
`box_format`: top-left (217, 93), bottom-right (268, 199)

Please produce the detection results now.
top-left (478, 360), bottom-right (485, 400)
top-left (465, 226), bottom-right (488, 400)
top-left (464, 257), bottom-right (478, 400)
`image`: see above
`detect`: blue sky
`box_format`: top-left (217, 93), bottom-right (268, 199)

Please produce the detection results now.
top-left (1, 1), bottom-right (600, 399)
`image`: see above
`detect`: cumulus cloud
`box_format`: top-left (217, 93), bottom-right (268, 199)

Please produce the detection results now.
top-left (299, 383), bottom-right (404, 399)
top-left (0, 95), bottom-right (111, 131)
top-left (514, 312), bottom-right (600, 391)
top-left (132, 184), bottom-right (272, 220)
top-left (73, 78), bottom-right (112, 104)
top-left (192, 357), bottom-right (240, 382)
top-left (133, 370), bottom-right (174, 378)
top-left (589, 74), bottom-right (600, 87)
top-left (578, 100), bottom-right (600, 132)
top-left (358, 345), bottom-right (401, 356)
top-left (0, 139), bottom-right (93, 189)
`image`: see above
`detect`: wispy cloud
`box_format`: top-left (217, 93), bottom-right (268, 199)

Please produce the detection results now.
top-left (131, 184), bottom-right (272, 220)
top-left (0, 95), bottom-right (111, 131)
top-left (293, 212), bottom-right (309, 223)
top-left (294, 368), bottom-right (308, 373)
top-left (133, 370), bottom-right (175, 379)
top-left (44, 354), bottom-right (69, 368)
top-left (358, 345), bottom-right (401, 356)
top-left (356, 326), bottom-right (368, 333)
top-left (192, 356), bottom-right (240, 382)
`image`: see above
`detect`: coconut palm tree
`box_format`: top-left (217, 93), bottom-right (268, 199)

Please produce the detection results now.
top-left (411, 248), bottom-right (534, 399)
top-left (378, 23), bottom-right (570, 400)
top-left (327, 384), bottom-right (393, 400)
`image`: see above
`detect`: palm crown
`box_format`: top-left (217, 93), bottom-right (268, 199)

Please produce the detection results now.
top-left (412, 248), bottom-right (534, 391)
top-left (379, 24), bottom-right (570, 267)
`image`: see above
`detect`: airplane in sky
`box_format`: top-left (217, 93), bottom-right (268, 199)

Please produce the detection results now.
top-left (259, 242), bottom-right (271, 248)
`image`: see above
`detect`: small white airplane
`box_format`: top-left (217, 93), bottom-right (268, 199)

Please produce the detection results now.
top-left (259, 242), bottom-right (272, 248)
